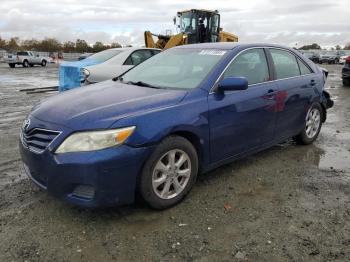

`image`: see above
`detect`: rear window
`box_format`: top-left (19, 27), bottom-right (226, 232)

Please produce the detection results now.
top-left (297, 59), bottom-right (313, 75)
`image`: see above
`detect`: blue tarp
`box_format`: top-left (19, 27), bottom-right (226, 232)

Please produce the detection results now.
top-left (58, 59), bottom-right (100, 92)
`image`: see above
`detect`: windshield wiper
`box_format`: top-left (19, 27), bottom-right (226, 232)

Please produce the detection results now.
top-left (126, 81), bottom-right (161, 89)
top-left (112, 76), bottom-right (123, 82)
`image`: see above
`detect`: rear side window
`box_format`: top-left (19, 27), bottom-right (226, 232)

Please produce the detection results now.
top-left (124, 50), bottom-right (153, 66)
top-left (17, 52), bottom-right (28, 56)
top-left (297, 58), bottom-right (313, 75)
top-left (270, 49), bottom-right (300, 79)
top-left (223, 48), bottom-right (270, 85)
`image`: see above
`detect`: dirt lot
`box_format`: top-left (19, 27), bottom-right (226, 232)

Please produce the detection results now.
top-left (0, 63), bottom-right (349, 262)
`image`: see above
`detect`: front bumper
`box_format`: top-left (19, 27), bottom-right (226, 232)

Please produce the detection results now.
top-left (20, 142), bottom-right (153, 208)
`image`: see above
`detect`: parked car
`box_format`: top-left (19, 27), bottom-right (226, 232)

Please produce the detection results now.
top-left (339, 50), bottom-right (350, 64)
top-left (342, 56), bottom-right (350, 86)
top-left (59, 47), bottom-right (160, 91)
top-left (319, 51), bottom-right (340, 64)
top-left (82, 48), bottom-right (161, 85)
top-left (4, 51), bottom-right (50, 68)
top-left (20, 43), bottom-right (333, 209)
top-left (301, 51), bottom-right (320, 63)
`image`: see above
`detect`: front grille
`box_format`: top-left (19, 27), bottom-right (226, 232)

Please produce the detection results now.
top-left (21, 128), bottom-right (60, 153)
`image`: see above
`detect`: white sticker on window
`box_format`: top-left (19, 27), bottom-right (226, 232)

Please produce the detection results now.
top-left (199, 50), bottom-right (226, 56)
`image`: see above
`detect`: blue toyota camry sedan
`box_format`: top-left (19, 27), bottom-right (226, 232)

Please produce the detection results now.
top-left (20, 43), bottom-right (333, 209)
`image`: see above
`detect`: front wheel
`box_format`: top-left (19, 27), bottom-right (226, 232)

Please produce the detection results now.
top-left (9, 63), bottom-right (15, 68)
top-left (41, 60), bottom-right (47, 67)
top-left (139, 136), bottom-right (198, 209)
top-left (293, 104), bottom-right (323, 145)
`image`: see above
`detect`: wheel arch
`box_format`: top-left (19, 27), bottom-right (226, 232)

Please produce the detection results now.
top-left (168, 130), bottom-right (203, 170)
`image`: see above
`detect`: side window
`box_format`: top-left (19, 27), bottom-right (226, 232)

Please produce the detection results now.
top-left (297, 58), bottom-right (313, 75)
top-left (151, 50), bottom-right (161, 55)
top-left (270, 49), bottom-right (300, 79)
top-left (223, 48), bottom-right (270, 85)
top-left (124, 50), bottom-right (153, 66)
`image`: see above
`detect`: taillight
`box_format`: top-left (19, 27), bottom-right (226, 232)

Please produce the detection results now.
top-left (345, 56), bottom-right (350, 63)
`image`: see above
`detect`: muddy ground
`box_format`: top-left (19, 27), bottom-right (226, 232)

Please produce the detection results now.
top-left (0, 63), bottom-right (349, 262)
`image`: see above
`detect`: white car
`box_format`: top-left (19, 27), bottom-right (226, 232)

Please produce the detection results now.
top-left (339, 51), bottom-right (350, 64)
top-left (4, 51), bottom-right (50, 68)
top-left (82, 47), bottom-right (161, 84)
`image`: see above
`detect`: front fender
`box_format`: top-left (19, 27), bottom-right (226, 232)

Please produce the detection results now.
top-left (110, 90), bottom-right (211, 166)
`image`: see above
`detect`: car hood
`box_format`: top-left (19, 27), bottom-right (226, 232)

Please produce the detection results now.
top-left (31, 80), bottom-right (187, 130)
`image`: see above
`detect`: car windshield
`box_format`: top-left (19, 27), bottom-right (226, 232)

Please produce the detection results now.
top-left (341, 51), bottom-right (350, 56)
top-left (86, 49), bottom-right (123, 62)
top-left (120, 48), bottom-right (227, 89)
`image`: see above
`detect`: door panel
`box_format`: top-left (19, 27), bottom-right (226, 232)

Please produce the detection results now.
top-left (209, 82), bottom-right (278, 162)
top-left (268, 48), bottom-right (314, 139)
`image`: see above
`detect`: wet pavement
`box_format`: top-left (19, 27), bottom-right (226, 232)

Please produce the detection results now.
top-left (0, 63), bottom-right (349, 261)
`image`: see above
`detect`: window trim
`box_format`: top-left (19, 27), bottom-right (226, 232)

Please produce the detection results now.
top-left (221, 48), bottom-right (271, 86)
top-left (296, 56), bottom-right (313, 75)
top-left (268, 48), bottom-right (302, 80)
top-left (210, 47), bottom-right (272, 93)
top-left (210, 46), bottom-right (316, 94)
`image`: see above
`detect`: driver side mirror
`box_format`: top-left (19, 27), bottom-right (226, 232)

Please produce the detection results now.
top-left (218, 77), bottom-right (248, 92)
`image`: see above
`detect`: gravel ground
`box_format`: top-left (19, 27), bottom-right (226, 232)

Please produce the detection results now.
top-left (0, 62), bottom-right (349, 261)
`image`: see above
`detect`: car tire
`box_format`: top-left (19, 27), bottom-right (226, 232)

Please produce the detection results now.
top-left (9, 63), bottom-right (15, 68)
top-left (293, 103), bottom-right (323, 145)
top-left (41, 60), bottom-right (47, 67)
top-left (343, 78), bottom-right (350, 87)
top-left (139, 135), bottom-right (198, 209)
top-left (335, 59), bottom-right (339, 64)
top-left (22, 60), bottom-right (29, 67)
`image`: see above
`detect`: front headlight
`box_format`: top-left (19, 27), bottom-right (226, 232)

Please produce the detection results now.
top-left (55, 126), bottom-right (135, 153)
top-left (82, 68), bottom-right (90, 79)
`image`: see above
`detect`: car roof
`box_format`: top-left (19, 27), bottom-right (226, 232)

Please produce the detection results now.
top-left (174, 42), bottom-right (296, 51)
top-left (108, 47), bottom-right (161, 52)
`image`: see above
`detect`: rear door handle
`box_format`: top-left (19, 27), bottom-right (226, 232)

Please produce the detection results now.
top-left (310, 79), bottom-right (316, 86)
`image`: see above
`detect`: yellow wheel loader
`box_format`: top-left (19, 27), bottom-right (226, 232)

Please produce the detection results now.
top-left (144, 9), bottom-right (238, 50)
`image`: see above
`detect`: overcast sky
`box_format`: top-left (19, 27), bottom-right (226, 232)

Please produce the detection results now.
top-left (0, 0), bottom-right (349, 48)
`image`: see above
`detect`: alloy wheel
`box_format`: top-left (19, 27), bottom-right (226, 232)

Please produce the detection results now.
top-left (152, 149), bottom-right (191, 200)
top-left (305, 108), bottom-right (321, 139)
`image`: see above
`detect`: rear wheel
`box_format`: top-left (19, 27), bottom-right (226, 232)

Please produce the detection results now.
top-left (293, 103), bottom-right (322, 145)
top-left (22, 60), bottom-right (29, 67)
top-left (139, 136), bottom-right (198, 209)
top-left (343, 78), bottom-right (350, 86)
top-left (41, 60), bottom-right (47, 67)
top-left (9, 63), bottom-right (15, 68)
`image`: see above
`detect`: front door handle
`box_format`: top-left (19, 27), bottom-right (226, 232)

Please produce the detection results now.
top-left (310, 79), bottom-right (316, 86)
top-left (264, 89), bottom-right (277, 99)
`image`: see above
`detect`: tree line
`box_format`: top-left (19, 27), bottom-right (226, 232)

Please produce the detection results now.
top-left (298, 43), bottom-right (350, 50)
top-left (0, 37), bottom-right (123, 53)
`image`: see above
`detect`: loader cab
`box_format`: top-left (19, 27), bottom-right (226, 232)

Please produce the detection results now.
top-left (177, 9), bottom-right (221, 44)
